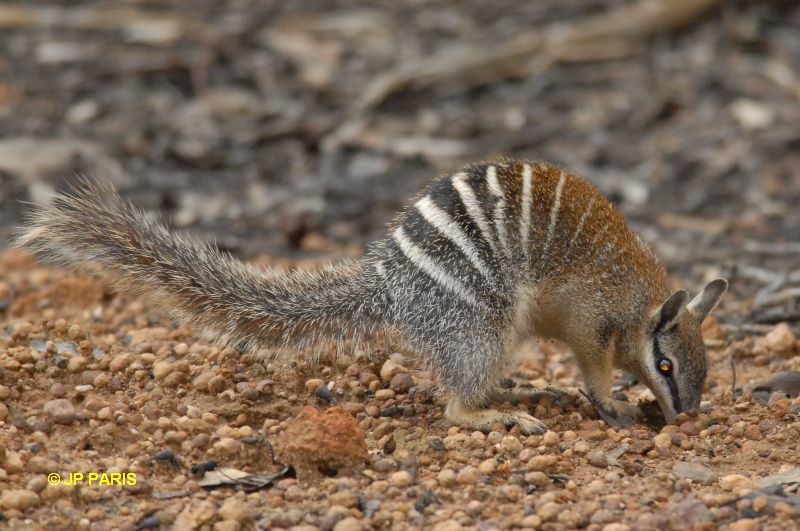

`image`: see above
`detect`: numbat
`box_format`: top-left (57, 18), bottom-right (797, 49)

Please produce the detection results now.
top-left (17, 160), bottom-right (727, 434)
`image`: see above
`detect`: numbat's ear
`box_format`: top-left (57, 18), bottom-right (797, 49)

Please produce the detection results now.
top-left (651, 289), bottom-right (689, 332)
top-left (687, 278), bottom-right (728, 319)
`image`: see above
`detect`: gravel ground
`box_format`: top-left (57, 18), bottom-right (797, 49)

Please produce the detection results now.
top-left (1, 248), bottom-right (799, 530)
top-left (2, 0), bottom-right (800, 529)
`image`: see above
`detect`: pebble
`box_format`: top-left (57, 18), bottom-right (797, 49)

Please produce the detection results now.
top-left (537, 501), bottom-right (562, 522)
top-left (456, 466), bottom-right (480, 485)
top-left (728, 519), bottom-right (760, 531)
top-left (431, 520), bottom-right (462, 531)
top-left (500, 436), bottom-right (523, 454)
top-left (374, 389), bottom-right (395, 400)
top-left (586, 450), bottom-right (608, 468)
top-left (478, 458), bottom-right (497, 475)
top-left (438, 469), bottom-right (456, 487)
top-left (653, 433), bottom-right (672, 449)
top-left (0, 489), bottom-right (40, 511)
top-left (333, 517), bottom-right (363, 531)
top-left (527, 455), bottom-right (558, 471)
top-left (672, 461), bottom-right (716, 485)
top-left (763, 323), bottom-right (796, 353)
top-left (719, 475), bottom-right (756, 491)
top-left (0, 402), bottom-right (7, 421)
top-left (380, 358), bottom-right (407, 383)
top-left (43, 398), bottom-right (76, 424)
top-left (389, 470), bottom-right (413, 488)
top-left (305, 378), bottom-right (325, 393)
top-left (389, 372), bottom-right (414, 393)
top-left (670, 497), bottom-right (713, 528)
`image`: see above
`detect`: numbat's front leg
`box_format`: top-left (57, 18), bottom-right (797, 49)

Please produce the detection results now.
top-left (490, 378), bottom-right (570, 405)
top-left (445, 395), bottom-right (548, 435)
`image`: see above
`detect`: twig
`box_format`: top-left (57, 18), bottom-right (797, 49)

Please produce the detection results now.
top-left (730, 349), bottom-right (737, 399)
top-left (743, 240), bottom-right (800, 255)
top-left (342, 0), bottom-right (720, 119)
top-left (755, 287), bottom-right (800, 309)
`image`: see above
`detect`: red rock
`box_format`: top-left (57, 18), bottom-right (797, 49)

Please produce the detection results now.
top-left (275, 406), bottom-right (368, 479)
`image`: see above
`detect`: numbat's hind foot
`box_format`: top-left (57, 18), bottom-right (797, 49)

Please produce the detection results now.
top-left (445, 396), bottom-right (547, 435)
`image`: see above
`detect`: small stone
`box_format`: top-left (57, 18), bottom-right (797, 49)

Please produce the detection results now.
top-left (586, 450), bottom-right (608, 468)
top-left (719, 474), bottom-right (756, 491)
top-left (380, 358), bottom-right (407, 383)
top-left (478, 458), bottom-right (497, 475)
top-left (389, 470), bottom-right (413, 488)
top-left (43, 398), bottom-right (76, 425)
top-left (152, 360), bottom-right (173, 380)
top-left (728, 519), bottom-right (759, 531)
top-left (207, 375), bottom-right (228, 394)
top-left (389, 373), bottom-right (414, 393)
top-left (525, 471), bottom-right (549, 487)
top-left (653, 433), bottom-right (672, 449)
top-left (305, 379), bottom-right (325, 393)
top-left (374, 389), bottom-right (395, 400)
top-left (500, 436), bottom-right (523, 454)
top-left (537, 501), bottom-right (561, 522)
top-left (527, 455), bottom-right (558, 471)
top-left (0, 489), bottom-right (40, 511)
top-left (520, 515), bottom-right (543, 528)
top-left (67, 356), bottom-right (88, 373)
top-left (744, 424), bottom-right (762, 441)
top-left (456, 466), bottom-right (480, 485)
top-left (333, 517), bottom-right (363, 531)
top-left (763, 323), bottom-right (796, 353)
top-left (329, 491), bottom-right (360, 508)
top-left (672, 461), bottom-right (716, 485)
top-left (109, 355), bottom-right (130, 373)
top-left (431, 520), bottom-right (462, 531)
top-left (0, 402), bottom-right (7, 421)
top-left (214, 438), bottom-right (242, 457)
top-left (438, 469), bottom-right (456, 487)
top-left (678, 421), bottom-right (699, 436)
top-left (218, 497), bottom-right (252, 523)
top-left (542, 430), bottom-right (560, 447)
top-left (670, 497), bottom-right (713, 528)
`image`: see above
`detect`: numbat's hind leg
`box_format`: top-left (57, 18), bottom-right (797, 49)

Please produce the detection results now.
top-left (445, 395), bottom-right (548, 435)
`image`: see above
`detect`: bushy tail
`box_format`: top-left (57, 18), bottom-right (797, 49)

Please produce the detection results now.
top-left (15, 182), bottom-right (389, 357)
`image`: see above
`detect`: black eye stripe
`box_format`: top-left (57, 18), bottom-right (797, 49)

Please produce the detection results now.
top-left (652, 336), bottom-right (683, 413)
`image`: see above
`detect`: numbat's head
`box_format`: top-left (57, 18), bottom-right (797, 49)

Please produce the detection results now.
top-left (640, 278), bottom-right (728, 421)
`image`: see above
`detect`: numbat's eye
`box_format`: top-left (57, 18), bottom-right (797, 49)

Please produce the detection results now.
top-left (657, 358), bottom-right (672, 375)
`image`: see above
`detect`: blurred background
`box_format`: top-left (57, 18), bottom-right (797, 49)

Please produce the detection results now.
top-left (0, 0), bottom-right (798, 326)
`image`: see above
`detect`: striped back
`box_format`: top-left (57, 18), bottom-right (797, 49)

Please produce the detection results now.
top-left (376, 160), bottom-right (663, 311)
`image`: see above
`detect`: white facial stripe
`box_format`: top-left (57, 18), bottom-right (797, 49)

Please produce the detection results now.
top-left (520, 164), bottom-right (533, 249)
top-left (415, 195), bottom-right (494, 281)
top-left (392, 226), bottom-right (480, 308)
top-left (486, 165), bottom-right (512, 258)
top-left (374, 260), bottom-right (386, 277)
top-left (451, 173), bottom-right (498, 255)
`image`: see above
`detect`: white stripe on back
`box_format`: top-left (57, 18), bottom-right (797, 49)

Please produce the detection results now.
top-left (374, 261), bottom-right (387, 277)
top-left (569, 195), bottom-right (595, 248)
top-left (541, 172), bottom-right (566, 258)
top-left (486, 166), bottom-right (512, 258)
top-left (415, 195), bottom-right (494, 281)
top-left (392, 226), bottom-right (479, 307)
top-left (520, 164), bottom-right (533, 253)
top-left (451, 173), bottom-right (498, 254)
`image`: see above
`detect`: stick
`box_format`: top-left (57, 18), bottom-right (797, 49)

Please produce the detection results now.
top-left (345, 0), bottom-right (721, 118)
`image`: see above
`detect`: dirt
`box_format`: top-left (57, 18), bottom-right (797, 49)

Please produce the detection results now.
top-left (1, 0), bottom-right (800, 529)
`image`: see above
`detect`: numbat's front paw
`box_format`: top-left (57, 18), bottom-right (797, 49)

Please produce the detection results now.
top-left (583, 392), bottom-right (641, 428)
top-left (445, 397), bottom-right (548, 435)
